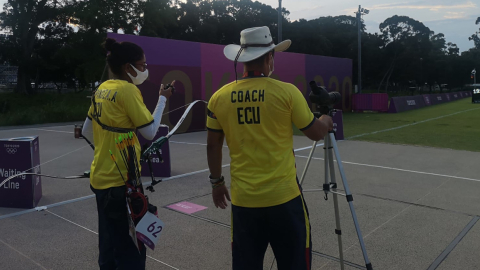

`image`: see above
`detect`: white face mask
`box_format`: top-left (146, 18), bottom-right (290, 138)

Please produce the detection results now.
top-left (127, 64), bottom-right (149, 85)
top-left (268, 57), bottom-right (275, 77)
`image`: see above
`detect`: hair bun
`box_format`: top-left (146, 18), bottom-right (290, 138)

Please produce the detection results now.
top-left (104, 38), bottom-right (121, 52)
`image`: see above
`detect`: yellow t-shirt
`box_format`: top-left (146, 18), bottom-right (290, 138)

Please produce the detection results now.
top-left (207, 76), bottom-right (315, 207)
top-left (88, 80), bottom-right (153, 190)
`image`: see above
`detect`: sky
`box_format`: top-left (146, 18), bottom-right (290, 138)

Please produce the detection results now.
top-left (0, 0), bottom-right (478, 52)
top-left (259, 0), bottom-right (479, 52)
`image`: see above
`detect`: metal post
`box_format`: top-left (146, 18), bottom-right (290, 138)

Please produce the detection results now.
top-left (278, 0), bottom-right (282, 43)
top-left (357, 5), bottom-right (362, 94)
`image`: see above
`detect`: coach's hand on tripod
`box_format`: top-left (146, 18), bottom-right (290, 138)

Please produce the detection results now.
top-left (212, 185), bottom-right (231, 209)
top-left (320, 115), bottom-right (334, 131)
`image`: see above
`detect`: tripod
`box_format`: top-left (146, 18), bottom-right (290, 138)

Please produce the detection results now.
top-left (298, 113), bottom-right (373, 270)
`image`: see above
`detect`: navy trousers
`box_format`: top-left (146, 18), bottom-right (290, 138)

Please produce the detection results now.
top-left (91, 185), bottom-right (146, 270)
top-left (232, 195), bottom-right (312, 270)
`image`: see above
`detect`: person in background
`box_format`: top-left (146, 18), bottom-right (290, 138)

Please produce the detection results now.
top-left (82, 38), bottom-right (174, 270)
top-left (206, 26), bottom-right (333, 270)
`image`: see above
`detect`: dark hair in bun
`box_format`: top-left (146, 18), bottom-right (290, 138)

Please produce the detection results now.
top-left (104, 38), bottom-right (144, 76)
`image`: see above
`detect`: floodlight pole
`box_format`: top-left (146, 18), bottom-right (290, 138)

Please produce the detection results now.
top-left (473, 69), bottom-right (477, 85)
top-left (357, 5), bottom-right (362, 93)
top-left (278, 0), bottom-right (282, 42)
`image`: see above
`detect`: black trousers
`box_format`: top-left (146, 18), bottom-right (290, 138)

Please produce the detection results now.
top-left (91, 185), bottom-right (146, 270)
top-left (232, 195), bottom-right (312, 270)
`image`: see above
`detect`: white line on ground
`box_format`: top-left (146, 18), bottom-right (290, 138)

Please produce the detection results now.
top-left (31, 128), bottom-right (74, 134)
top-left (169, 141), bottom-right (325, 152)
top-left (294, 143), bottom-right (325, 152)
top-left (318, 177), bottom-right (453, 270)
top-left (347, 107), bottom-right (480, 139)
top-left (295, 155), bottom-right (480, 183)
top-left (0, 239), bottom-right (49, 270)
top-left (161, 164), bottom-right (231, 182)
top-left (33, 145), bottom-right (90, 170)
top-left (0, 124), bottom-right (77, 132)
top-left (0, 164), bottom-right (233, 221)
top-left (44, 210), bottom-right (180, 270)
top-left (1, 144), bottom-right (91, 179)
top-left (340, 178), bottom-right (452, 261)
top-left (45, 210), bottom-right (98, 235)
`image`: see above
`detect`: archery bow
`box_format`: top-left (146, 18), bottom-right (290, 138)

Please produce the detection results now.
top-left (0, 100), bottom-right (208, 190)
top-left (141, 100), bottom-right (208, 192)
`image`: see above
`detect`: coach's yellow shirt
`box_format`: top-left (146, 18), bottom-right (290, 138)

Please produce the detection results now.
top-left (88, 80), bottom-right (153, 190)
top-left (207, 76), bottom-right (315, 207)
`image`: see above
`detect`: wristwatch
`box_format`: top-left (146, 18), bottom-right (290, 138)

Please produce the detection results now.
top-left (209, 174), bottom-right (224, 184)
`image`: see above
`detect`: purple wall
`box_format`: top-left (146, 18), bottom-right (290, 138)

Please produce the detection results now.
top-left (352, 94), bottom-right (388, 112)
top-left (390, 92), bottom-right (472, 113)
top-left (108, 33), bottom-right (353, 132)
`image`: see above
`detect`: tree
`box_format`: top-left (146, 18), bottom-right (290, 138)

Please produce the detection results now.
top-left (0, 0), bottom-right (73, 94)
top-left (468, 17), bottom-right (480, 49)
top-left (170, 0), bottom-right (284, 45)
top-left (378, 16), bottom-right (432, 92)
top-left (67, 0), bottom-right (147, 90)
top-left (139, 0), bottom-right (177, 38)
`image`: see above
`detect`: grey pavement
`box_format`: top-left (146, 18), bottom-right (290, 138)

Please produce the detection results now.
top-left (0, 125), bottom-right (479, 270)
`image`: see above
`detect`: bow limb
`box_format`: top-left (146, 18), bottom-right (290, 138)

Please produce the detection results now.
top-left (166, 100), bottom-right (208, 138)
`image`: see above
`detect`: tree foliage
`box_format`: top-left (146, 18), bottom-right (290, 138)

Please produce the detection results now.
top-left (0, 0), bottom-right (478, 94)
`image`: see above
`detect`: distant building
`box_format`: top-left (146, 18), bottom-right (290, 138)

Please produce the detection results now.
top-left (0, 65), bottom-right (18, 85)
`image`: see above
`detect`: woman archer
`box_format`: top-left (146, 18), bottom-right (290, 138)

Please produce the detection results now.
top-left (82, 38), bottom-right (174, 270)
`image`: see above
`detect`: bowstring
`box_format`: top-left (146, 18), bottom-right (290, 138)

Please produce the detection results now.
top-left (0, 98), bottom-right (209, 188)
top-left (162, 100), bottom-right (208, 116)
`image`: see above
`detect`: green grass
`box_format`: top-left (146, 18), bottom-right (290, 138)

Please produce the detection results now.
top-left (2, 92), bottom-right (479, 152)
top-left (0, 92), bottom-right (91, 126)
top-left (295, 98), bottom-right (480, 152)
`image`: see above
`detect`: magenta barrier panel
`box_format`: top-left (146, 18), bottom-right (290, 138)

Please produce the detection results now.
top-left (352, 94), bottom-right (388, 112)
top-left (108, 33), bottom-right (352, 133)
top-left (391, 92), bottom-right (471, 113)
top-left (429, 94), bottom-right (448, 105)
top-left (423, 94), bottom-right (432, 106)
top-left (388, 95), bottom-right (427, 113)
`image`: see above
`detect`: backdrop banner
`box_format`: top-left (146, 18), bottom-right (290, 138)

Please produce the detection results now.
top-left (428, 94), bottom-right (448, 105)
top-left (388, 95), bottom-right (426, 113)
top-left (390, 92), bottom-right (470, 113)
top-left (423, 94), bottom-right (432, 106)
top-left (0, 136), bottom-right (41, 209)
top-left (108, 33), bottom-right (352, 133)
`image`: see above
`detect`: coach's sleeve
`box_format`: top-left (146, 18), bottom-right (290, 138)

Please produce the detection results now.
top-left (291, 86), bottom-right (315, 131)
top-left (206, 93), bottom-right (223, 132)
top-left (123, 85), bottom-right (154, 129)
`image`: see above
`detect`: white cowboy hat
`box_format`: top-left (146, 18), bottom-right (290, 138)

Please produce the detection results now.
top-left (224, 26), bottom-right (291, 63)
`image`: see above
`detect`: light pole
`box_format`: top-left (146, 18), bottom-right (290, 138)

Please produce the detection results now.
top-left (355, 5), bottom-right (369, 93)
top-left (472, 69), bottom-right (477, 85)
top-left (278, 0), bottom-right (282, 43)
